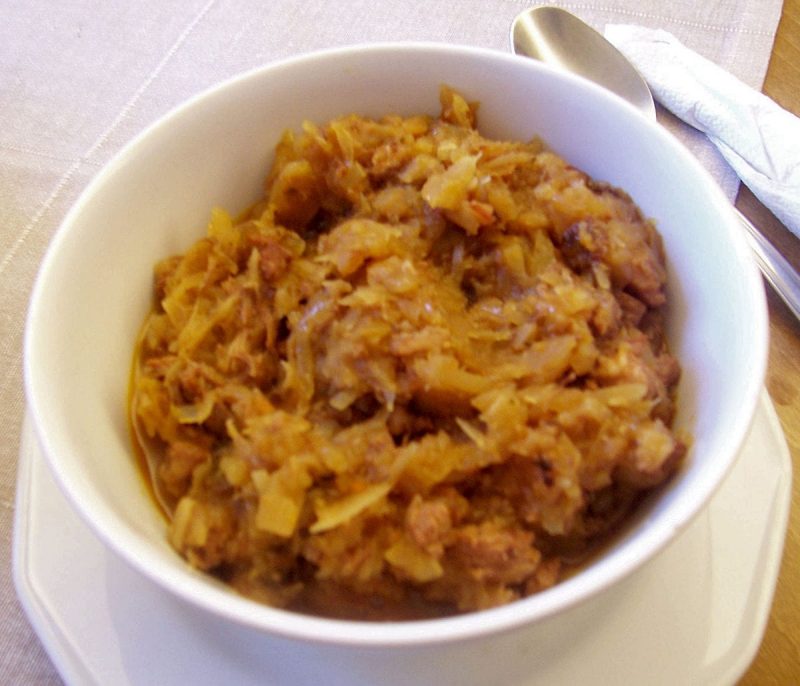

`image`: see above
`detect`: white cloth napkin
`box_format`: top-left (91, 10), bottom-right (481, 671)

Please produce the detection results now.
top-left (605, 24), bottom-right (800, 239)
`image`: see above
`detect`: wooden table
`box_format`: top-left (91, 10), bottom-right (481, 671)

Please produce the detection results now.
top-left (739, 0), bottom-right (800, 680)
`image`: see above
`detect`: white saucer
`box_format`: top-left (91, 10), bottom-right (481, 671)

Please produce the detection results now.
top-left (13, 392), bottom-right (792, 686)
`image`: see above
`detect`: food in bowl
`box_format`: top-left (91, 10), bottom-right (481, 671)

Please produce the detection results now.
top-left (129, 85), bottom-right (685, 620)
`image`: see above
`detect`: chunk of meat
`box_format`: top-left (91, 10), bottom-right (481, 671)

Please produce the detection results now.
top-left (405, 495), bottom-right (452, 551)
top-left (559, 218), bottom-right (666, 307)
top-left (449, 522), bottom-right (541, 584)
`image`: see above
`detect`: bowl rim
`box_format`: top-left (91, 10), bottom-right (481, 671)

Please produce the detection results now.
top-left (23, 40), bottom-right (769, 647)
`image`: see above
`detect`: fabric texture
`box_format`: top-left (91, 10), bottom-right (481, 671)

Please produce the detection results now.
top-left (0, 1), bottom-right (784, 682)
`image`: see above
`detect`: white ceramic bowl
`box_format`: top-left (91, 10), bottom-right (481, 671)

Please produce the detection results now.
top-left (24, 43), bottom-right (767, 647)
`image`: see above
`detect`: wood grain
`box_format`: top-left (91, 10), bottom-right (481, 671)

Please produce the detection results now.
top-left (738, 0), bottom-right (800, 682)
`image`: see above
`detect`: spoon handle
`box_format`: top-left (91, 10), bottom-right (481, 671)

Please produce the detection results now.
top-left (736, 208), bottom-right (800, 320)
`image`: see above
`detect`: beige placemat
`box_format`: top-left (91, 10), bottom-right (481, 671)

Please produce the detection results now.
top-left (0, 1), bottom-right (783, 682)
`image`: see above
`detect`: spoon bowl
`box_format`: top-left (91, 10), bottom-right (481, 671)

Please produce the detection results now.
top-left (511, 6), bottom-right (656, 118)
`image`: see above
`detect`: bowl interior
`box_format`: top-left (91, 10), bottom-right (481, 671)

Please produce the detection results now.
top-left (24, 43), bottom-right (767, 645)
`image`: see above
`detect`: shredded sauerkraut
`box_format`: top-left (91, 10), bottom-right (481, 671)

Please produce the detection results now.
top-left (130, 86), bottom-right (686, 619)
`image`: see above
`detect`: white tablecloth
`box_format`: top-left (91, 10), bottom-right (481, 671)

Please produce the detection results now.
top-left (0, 1), bottom-right (784, 682)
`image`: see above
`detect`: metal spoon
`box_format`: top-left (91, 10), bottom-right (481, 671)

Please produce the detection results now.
top-left (511, 5), bottom-right (800, 322)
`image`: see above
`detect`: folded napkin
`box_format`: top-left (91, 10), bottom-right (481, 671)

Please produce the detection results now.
top-left (605, 24), bottom-right (800, 240)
